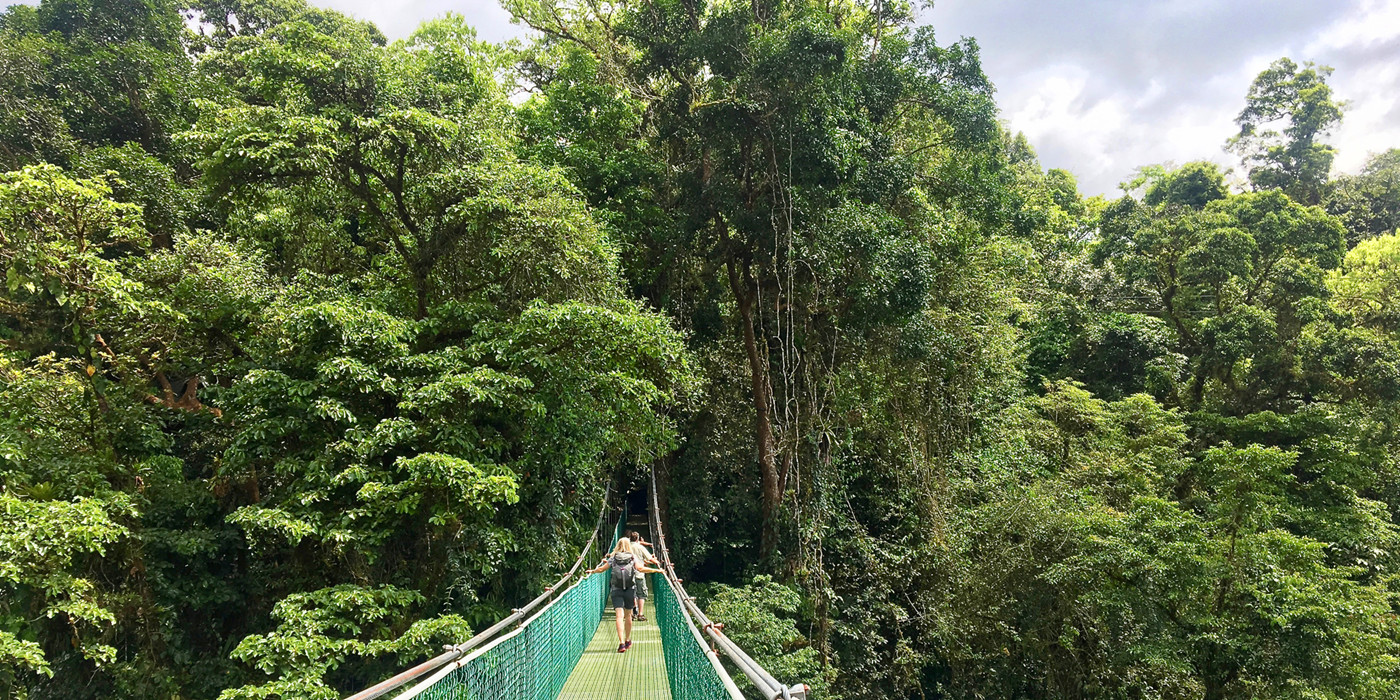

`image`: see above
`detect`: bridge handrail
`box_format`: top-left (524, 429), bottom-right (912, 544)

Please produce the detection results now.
top-left (649, 470), bottom-right (809, 700)
top-left (393, 564), bottom-right (600, 698)
top-left (344, 483), bottom-right (616, 700)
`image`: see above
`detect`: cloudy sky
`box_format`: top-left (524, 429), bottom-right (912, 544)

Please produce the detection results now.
top-left (305, 0), bottom-right (1400, 196)
top-left (304, 0), bottom-right (1400, 196)
top-left (924, 0), bottom-right (1400, 195)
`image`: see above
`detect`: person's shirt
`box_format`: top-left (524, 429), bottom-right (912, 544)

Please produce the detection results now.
top-left (629, 542), bottom-right (655, 578)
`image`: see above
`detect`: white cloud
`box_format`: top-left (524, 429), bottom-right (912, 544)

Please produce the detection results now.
top-left (926, 0), bottom-right (1400, 195)
top-left (1307, 0), bottom-right (1400, 173)
top-left (1309, 0), bottom-right (1400, 49)
top-left (1006, 66), bottom-right (1128, 183)
top-left (1000, 62), bottom-right (1244, 195)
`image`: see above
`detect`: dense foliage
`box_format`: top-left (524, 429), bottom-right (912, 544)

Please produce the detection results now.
top-left (1, 1), bottom-right (1397, 698)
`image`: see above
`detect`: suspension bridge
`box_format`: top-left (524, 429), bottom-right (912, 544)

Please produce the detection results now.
top-left (344, 472), bottom-right (808, 700)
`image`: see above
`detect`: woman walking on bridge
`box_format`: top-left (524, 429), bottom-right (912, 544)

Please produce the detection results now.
top-left (587, 537), bottom-right (662, 653)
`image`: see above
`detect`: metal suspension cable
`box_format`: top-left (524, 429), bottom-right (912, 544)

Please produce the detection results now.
top-left (344, 484), bottom-right (617, 700)
top-left (649, 469), bottom-right (809, 700)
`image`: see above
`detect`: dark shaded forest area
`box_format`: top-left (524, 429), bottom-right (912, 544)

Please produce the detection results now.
top-left (3, 0), bottom-right (1400, 698)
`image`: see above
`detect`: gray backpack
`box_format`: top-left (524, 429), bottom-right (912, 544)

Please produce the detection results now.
top-left (610, 553), bottom-right (636, 590)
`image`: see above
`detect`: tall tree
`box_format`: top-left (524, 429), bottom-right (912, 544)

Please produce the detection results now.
top-left (1228, 58), bottom-right (1343, 205)
top-left (1328, 148), bottom-right (1400, 244)
top-left (194, 13), bottom-right (616, 319)
top-left (510, 0), bottom-right (1009, 559)
top-left (0, 0), bottom-right (199, 164)
top-left (1094, 169), bottom-right (1346, 411)
top-left (1329, 232), bottom-right (1400, 333)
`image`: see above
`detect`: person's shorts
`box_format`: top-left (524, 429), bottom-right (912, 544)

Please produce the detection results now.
top-left (634, 575), bottom-right (648, 600)
top-left (610, 587), bottom-right (636, 610)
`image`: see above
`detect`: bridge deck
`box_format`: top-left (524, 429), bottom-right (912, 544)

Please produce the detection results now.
top-left (556, 606), bottom-right (670, 699)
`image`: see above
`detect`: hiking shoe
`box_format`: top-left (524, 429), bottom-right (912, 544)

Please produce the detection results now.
top-left (617, 643), bottom-right (627, 653)
top-left (624, 640), bottom-right (633, 651)
top-left (636, 614), bottom-right (647, 621)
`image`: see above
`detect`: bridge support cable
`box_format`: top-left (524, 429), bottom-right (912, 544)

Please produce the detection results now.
top-left (649, 470), bottom-right (809, 700)
top-left (344, 484), bottom-right (621, 700)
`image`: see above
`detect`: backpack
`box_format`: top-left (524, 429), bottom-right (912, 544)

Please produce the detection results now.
top-left (610, 553), bottom-right (636, 590)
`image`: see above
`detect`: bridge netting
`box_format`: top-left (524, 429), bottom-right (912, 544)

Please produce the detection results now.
top-left (407, 560), bottom-right (608, 700)
top-left (654, 571), bottom-right (736, 700)
top-left (348, 477), bottom-right (800, 700)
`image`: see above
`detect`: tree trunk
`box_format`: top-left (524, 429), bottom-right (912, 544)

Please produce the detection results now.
top-left (414, 269), bottom-right (429, 320)
top-left (720, 217), bottom-right (781, 556)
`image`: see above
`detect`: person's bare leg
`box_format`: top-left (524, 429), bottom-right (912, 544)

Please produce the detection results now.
top-left (624, 611), bottom-right (634, 641)
top-left (637, 598), bottom-right (646, 618)
top-left (614, 607), bottom-right (627, 643)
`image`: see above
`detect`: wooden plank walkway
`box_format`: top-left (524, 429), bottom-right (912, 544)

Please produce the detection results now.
top-left (556, 610), bottom-right (671, 700)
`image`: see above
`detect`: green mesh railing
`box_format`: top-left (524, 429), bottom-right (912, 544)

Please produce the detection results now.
top-left (654, 572), bottom-right (734, 700)
top-left (409, 559), bottom-right (605, 700)
top-left (380, 493), bottom-right (755, 700)
top-left (396, 508), bottom-right (624, 700)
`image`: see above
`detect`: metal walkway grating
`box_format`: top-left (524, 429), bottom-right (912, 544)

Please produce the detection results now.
top-left (556, 611), bottom-right (671, 700)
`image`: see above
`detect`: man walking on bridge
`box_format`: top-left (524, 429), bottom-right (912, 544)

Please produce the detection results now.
top-left (587, 537), bottom-right (663, 653)
top-left (627, 531), bottom-right (660, 622)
